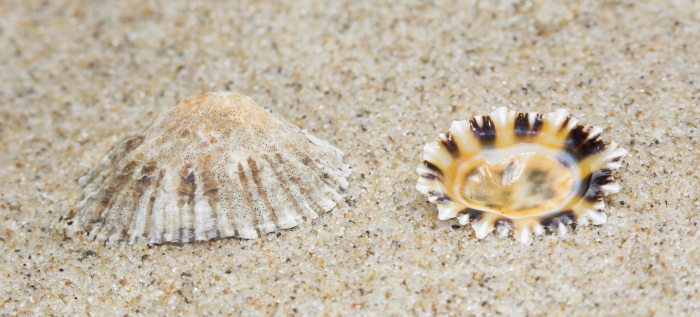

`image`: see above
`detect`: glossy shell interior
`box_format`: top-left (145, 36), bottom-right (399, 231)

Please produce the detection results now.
top-left (416, 107), bottom-right (627, 244)
top-left (75, 92), bottom-right (351, 245)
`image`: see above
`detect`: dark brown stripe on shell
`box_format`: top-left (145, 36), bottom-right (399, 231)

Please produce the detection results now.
top-left (590, 168), bottom-right (614, 186)
top-left (140, 160), bottom-right (158, 175)
top-left (266, 154), bottom-right (304, 220)
top-left (200, 155), bottom-right (220, 238)
top-left (204, 189), bottom-right (220, 238)
top-left (420, 173), bottom-right (437, 180)
top-left (540, 210), bottom-right (576, 232)
top-left (423, 160), bottom-right (443, 176)
top-left (440, 131), bottom-right (460, 157)
top-left (289, 176), bottom-right (325, 216)
top-left (110, 162), bottom-right (141, 241)
top-left (143, 169), bottom-right (164, 242)
top-left (458, 208), bottom-right (484, 223)
top-left (123, 135), bottom-right (145, 152)
top-left (495, 218), bottom-right (514, 233)
top-left (100, 178), bottom-right (133, 241)
top-left (248, 157), bottom-right (280, 225)
top-left (583, 168), bottom-right (614, 202)
top-left (121, 160), bottom-right (139, 175)
top-left (296, 152), bottom-right (337, 188)
top-left (565, 125), bottom-right (607, 160)
top-left (177, 166), bottom-right (196, 242)
top-left (90, 163), bottom-right (135, 233)
top-left (238, 162), bottom-right (259, 231)
top-left (428, 190), bottom-right (451, 204)
top-left (94, 139), bottom-right (145, 235)
top-left (469, 116), bottom-right (496, 146)
top-left (122, 170), bottom-right (152, 242)
top-left (514, 113), bottom-right (544, 137)
top-left (560, 117), bottom-right (571, 130)
top-left (85, 185), bottom-right (117, 231)
top-left (514, 113), bottom-right (530, 136)
top-left (82, 135), bottom-right (145, 187)
top-left (532, 114), bottom-right (545, 135)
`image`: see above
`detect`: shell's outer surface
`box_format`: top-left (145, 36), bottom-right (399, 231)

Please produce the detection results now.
top-left (416, 107), bottom-right (627, 244)
top-left (76, 92), bottom-right (351, 245)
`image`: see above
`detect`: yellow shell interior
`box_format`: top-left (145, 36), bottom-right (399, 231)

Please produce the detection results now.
top-left (453, 144), bottom-right (584, 218)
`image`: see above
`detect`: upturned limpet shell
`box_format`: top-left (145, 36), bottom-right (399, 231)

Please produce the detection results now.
top-left (416, 107), bottom-right (627, 244)
top-left (75, 92), bottom-right (351, 245)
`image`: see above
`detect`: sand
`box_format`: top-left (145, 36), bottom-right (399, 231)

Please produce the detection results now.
top-left (1, 0), bottom-right (699, 315)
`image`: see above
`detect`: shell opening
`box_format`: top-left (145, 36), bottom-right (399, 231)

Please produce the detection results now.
top-left (455, 144), bottom-right (582, 218)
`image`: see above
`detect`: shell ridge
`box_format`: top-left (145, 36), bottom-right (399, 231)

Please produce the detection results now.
top-left (247, 157), bottom-right (284, 231)
top-left (96, 173), bottom-right (136, 242)
top-left (234, 161), bottom-right (263, 238)
top-left (178, 168), bottom-right (197, 243)
top-left (263, 154), bottom-right (305, 226)
top-left (107, 195), bottom-right (136, 245)
top-left (78, 135), bottom-right (145, 187)
top-left (213, 165), bottom-right (237, 238)
top-left (120, 168), bottom-right (155, 243)
top-left (161, 168), bottom-right (183, 242)
top-left (293, 151), bottom-right (342, 190)
top-left (223, 162), bottom-right (256, 239)
top-left (128, 179), bottom-right (157, 245)
top-left (111, 188), bottom-right (142, 244)
top-left (289, 176), bottom-right (322, 220)
top-left (148, 169), bottom-right (167, 243)
top-left (489, 107), bottom-right (512, 129)
top-left (189, 164), bottom-right (217, 241)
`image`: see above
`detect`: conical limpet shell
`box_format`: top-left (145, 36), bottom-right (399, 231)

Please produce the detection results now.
top-left (416, 107), bottom-right (627, 244)
top-left (75, 92), bottom-right (351, 245)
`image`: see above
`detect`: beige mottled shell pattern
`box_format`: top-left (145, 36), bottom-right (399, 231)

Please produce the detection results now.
top-left (416, 107), bottom-right (627, 244)
top-left (76, 92), bottom-right (351, 245)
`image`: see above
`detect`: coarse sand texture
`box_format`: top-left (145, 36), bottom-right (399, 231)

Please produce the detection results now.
top-left (1, 0), bottom-right (699, 316)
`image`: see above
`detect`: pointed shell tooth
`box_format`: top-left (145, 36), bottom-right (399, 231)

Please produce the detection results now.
top-left (457, 214), bottom-right (470, 225)
top-left (600, 182), bottom-right (621, 194)
top-left (437, 203), bottom-right (461, 221)
top-left (490, 107), bottom-right (514, 127)
top-left (586, 126), bottom-right (603, 140)
top-left (587, 210), bottom-right (608, 225)
top-left (472, 219), bottom-right (495, 239)
top-left (416, 107), bottom-right (627, 244)
top-left (557, 222), bottom-right (568, 237)
top-left (515, 226), bottom-right (533, 244)
top-left (415, 181), bottom-right (435, 195)
top-left (554, 108), bottom-right (569, 116)
top-left (577, 214), bottom-right (590, 226)
top-left (593, 200), bottom-right (606, 211)
top-left (73, 92), bottom-right (351, 245)
top-left (533, 224), bottom-right (545, 236)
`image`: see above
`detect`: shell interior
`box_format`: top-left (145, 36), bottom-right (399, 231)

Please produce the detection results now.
top-left (75, 92), bottom-right (351, 245)
top-left (416, 107), bottom-right (627, 244)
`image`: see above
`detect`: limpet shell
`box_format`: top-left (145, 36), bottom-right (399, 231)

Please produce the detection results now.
top-left (416, 107), bottom-right (627, 244)
top-left (75, 92), bottom-right (351, 245)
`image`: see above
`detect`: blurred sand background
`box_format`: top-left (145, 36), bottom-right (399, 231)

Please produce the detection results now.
top-left (1, 0), bottom-right (699, 315)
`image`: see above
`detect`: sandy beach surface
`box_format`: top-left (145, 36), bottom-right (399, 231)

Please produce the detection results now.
top-left (1, 0), bottom-right (699, 315)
